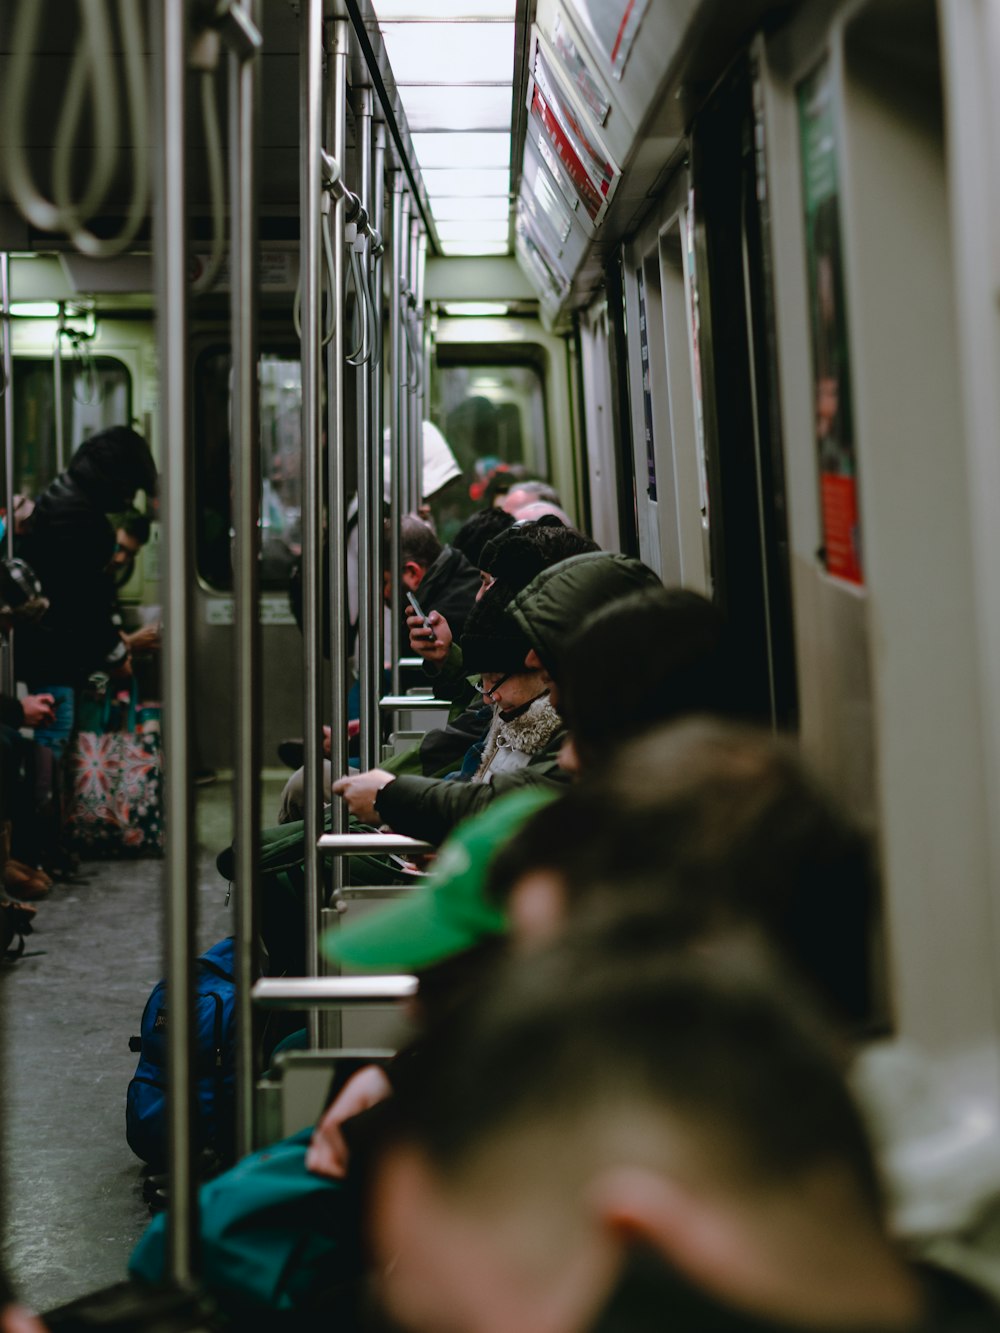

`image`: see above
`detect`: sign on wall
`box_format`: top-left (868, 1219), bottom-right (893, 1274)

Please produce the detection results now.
top-left (798, 58), bottom-right (863, 586)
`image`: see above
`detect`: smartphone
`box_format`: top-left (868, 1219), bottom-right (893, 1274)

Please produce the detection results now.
top-left (405, 591), bottom-right (429, 621)
top-left (406, 590), bottom-right (436, 642)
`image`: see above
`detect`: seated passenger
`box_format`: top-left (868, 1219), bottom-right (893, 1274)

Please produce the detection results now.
top-left (374, 934), bottom-right (995, 1333)
top-left (404, 517), bottom-right (598, 694)
top-left (450, 506), bottom-right (516, 569)
top-left (332, 569), bottom-right (569, 842)
top-left (490, 717), bottom-right (875, 1028)
top-left (0, 559), bottom-right (57, 903)
top-left (325, 585), bottom-right (746, 978)
top-left (498, 478), bottom-right (561, 515)
top-left (385, 513), bottom-right (480, 646)
top-left (275, 520), bottom-right (593, 824)
top-left (333, 552), bottom-right (660, 845)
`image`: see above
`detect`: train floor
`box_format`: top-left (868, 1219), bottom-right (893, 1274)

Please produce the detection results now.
top-left (0, 771), bottom-right (288, 1314)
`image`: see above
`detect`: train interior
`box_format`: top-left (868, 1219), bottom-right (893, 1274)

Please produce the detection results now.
top-left (3, 0), bottom-right (1000, 1322)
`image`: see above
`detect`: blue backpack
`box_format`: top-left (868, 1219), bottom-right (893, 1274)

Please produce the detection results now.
top-left (126, 937), bottom-right (236, 1169)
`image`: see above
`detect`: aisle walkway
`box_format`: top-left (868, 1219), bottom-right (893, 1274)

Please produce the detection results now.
top-left (0, 774), bottom-right (286, 1313)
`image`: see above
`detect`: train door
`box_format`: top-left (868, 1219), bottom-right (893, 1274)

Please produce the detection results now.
top-left (620, 166), bottom-right (711, 595)
top-left (689, 58), bottom-right (799, 729)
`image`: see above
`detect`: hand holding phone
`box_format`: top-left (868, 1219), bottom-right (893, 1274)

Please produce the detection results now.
top-left (406, 590), bottom-right (436, 643)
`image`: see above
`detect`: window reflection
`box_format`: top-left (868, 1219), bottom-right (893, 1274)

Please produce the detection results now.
top-left (195, 348), bottom-right (302, 591)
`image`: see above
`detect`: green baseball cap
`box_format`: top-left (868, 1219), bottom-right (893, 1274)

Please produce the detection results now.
top-left (321, 787), bottom-right (558, 972)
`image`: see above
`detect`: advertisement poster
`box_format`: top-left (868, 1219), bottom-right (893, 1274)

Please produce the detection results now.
top-left (530, 46), bottom-right (615, 222)
top-left (637, 267), bottom-right (657, 501)
top-left (573, 0), bottom-right (651, 80)
top-left (798, 59), bottom-right (863, 585)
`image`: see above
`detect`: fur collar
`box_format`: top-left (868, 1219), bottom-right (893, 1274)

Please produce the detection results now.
top-left (473, 695), bottom-right (563, 782)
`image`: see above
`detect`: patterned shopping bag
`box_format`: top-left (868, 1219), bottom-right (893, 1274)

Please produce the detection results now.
top-left (66, 686), bottom-right (164, 858)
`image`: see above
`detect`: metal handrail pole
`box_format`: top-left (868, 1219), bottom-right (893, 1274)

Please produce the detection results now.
top-left (318, 832), bottom-right (432, 854)
top-left (0, 255), bottom-right (15, 696)
top-left (325, 17), bottom-right (349, 928)
top-left (388, 175), bottom-right (406, 695)
top-left (253, 975), bottom-right (418, 1009)
top-left (407, 216), bottom-right (421, 515)
top-left (230, 0), bottom-right (263, 1159)
top-left (416, 227), bottom-right (428, 461)
top-left (398, 194), bottom-right (413, 520)
top-left (354, 87), bottom-right (377, 773)
top-left (300, 0), bottom-right (324, 1048)
top-left (378, 693), bottom-right (450, 711)
top-left (369, 121), bottom-right (387, 760)
top-left (154, 0), bottom-right (197, 1285)
top-left (52, 312), bottom-right (66, 475)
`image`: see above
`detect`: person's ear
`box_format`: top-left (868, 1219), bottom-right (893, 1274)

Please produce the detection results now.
top-left (588, 1166), bottom-right (746, 1303)
top-left (524, 649), bottom-right (544, 670)
top-left (557, 735), bottom-right (580, 774)
top-left (508, 870), bottom-right (568, 948)
top-left (402, 561), bottom-right (424, 591)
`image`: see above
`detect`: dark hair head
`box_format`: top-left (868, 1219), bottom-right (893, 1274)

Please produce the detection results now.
top-left (460, 584), bottom-right (534, 675)
top-left (392, 931), bottom-right (882, 1209)
top-left (384, 514), bottom-right (443, 572)
top-left (67, 426), bottom-right (157, 511)
top-left (490, 719), bottom-right (875, 1027)
top-left (558, 587), bottom-right (742, 769)
top-left (451, 508), bottom-right (516, 568)
top-left (117, 508), bottom-right (152, 546)
top-left (461, 523), bottom-right (600, 674)
top-left (480, 520), bottom-right (598, 585)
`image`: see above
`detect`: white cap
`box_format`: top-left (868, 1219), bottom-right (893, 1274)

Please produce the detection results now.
top-left (383, 421), bottom-right (462, 503)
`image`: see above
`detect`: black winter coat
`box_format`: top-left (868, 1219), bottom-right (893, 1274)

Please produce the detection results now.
top-left (410, 544), bottom-right (480, 645)
top-left (15, 474), bottom-right (123, 685)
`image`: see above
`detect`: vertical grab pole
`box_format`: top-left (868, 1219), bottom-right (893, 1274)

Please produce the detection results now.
top-left (389, 177), bottom-right (406, 696)
top-left (230, 0), bottom-right (262, 1158)
top-left (416, 228), bottom-right (428, 454)
top-left (325, 16), bottom-right (349, 929)
top-left (52, 312), bottom-right (66, 475)
top-left (154, 0), bottom-right (197, 1285)
top-left (0, 255), bottom-right (16, 697)
top-left (368, 123), bottom-right (386, 758)
top-left (300, 0), bottom-right (324, 1046)
top-left (398, 196), bottom-right (413, 520)
top-left (408, 217), bottom-right (422, 514)
top-left (354, 88), bottom-right (377, 773)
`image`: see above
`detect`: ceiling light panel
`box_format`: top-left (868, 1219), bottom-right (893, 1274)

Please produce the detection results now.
top-left (398, 85), bottom-right (511, 133)
top-left (374, 1), bottom-right (515, 17)
top-left (428, 196), bottom-right (511, 222)
top-left (441, 302), bottom-right (510, 315)
top-left (439, 240), bottom-right (510, 255)
top-left (380, 23), bottom-right (515, 85)
top-left (411, 132), bottom-right (510, 169)
top-left (434, 219), bottom-right (510, 242)
top-left (420, 167), bottom-right (510, 197)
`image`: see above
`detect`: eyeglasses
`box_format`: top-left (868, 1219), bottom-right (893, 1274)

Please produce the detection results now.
top-left (473, 672), bottom-right (512, 699)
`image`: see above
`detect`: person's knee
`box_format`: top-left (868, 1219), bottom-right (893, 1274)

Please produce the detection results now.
top-left (278, 767), bottom-right (306, 824)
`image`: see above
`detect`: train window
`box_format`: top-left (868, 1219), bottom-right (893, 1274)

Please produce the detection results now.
top-left (431, 358), bottom-right (548, 538)
top-left (12, 356), bottom-right (132, 499)
top-left (194, 348), bottom-right (302, 591)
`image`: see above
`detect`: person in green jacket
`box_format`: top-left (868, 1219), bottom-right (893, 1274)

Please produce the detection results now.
top-left (332, 552), bottom-right (662, 847)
